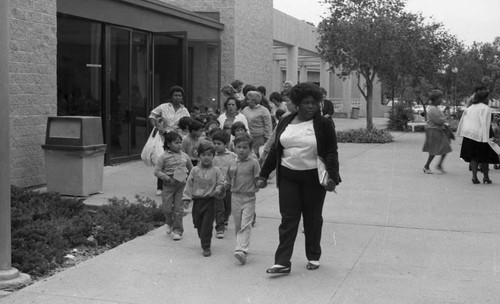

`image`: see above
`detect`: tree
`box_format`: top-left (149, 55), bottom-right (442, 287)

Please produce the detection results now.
top-left (317, 0), bottom-right (455, 129)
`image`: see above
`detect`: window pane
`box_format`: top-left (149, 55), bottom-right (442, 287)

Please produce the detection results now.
top-left (57, 17), bottom-right (102, 117)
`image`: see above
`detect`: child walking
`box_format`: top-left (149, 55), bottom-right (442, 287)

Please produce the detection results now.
top-left (182, 119), bottom-right (204, 166)
top-left (154, 132), bottom-right (193, 241)
top-left (182, 140), bottom-right (225, 257)
top-left (225, 133), bottom-right (261, 265)
top-left (228, 121), bottom-right (248, 152)
top-left (212, 130), bottom-right (237, 238)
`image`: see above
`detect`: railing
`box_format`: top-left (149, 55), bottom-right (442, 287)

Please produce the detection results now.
top-left (331, 98), bottom-right (343, 112)
top-left (350, 98), bottom-right (361, 108)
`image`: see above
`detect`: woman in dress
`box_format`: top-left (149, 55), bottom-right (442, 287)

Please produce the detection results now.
top-left (256, 83), bottom-right (340, 274)
top-left (457, 87), bottom-right (499, 184)
top-left (422, 89), bottom-right (452, 174)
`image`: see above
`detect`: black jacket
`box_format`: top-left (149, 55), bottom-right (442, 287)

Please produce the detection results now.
top-left (260, 112), bottom-right (341, 186)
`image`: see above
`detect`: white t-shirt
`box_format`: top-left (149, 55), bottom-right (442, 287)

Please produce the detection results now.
top-left (280, 119), bottom-right (317, 170)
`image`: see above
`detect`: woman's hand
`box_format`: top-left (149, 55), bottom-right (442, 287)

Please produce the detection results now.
top-left (324, 179), bottom-right (336, 192)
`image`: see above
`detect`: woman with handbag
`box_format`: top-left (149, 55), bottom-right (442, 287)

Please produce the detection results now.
top-left (256, 83), bottom-right (340, 274)
top-left (422, 90), bottom-right (452, 174)
top-left (456, 86), bottom-right (499, 184)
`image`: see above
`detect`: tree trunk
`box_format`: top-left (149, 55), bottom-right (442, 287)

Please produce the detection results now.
top-left (365, 80), bottom-right (374, 130)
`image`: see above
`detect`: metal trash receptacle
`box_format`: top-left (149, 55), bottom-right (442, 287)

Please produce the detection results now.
top-left (350, 107), bottom-right (360, 119)
top-left (42, 116), bottom-right (107, 196)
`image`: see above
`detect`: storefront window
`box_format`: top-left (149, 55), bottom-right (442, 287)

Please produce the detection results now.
top-left (57, 17), bottom-right (102, 116)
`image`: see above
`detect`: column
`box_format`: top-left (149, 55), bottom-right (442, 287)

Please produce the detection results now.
top-left (0, 0), bottom-right (31, 289)
top-left (320, 59), bottom-right (330, 96)
top-left (286, 45), bottom-right (298, 84)
top-left (299, 65), bottom-right (308, 83)
top-left (272, 59), bottom-right (282, 93)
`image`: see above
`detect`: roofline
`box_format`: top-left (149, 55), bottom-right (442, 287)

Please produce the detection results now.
top-left (121, 0), bottom-right (224, 30)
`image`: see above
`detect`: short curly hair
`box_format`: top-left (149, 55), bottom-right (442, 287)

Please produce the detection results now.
top-left (169, 86), bottom-right (184, 97)
top-left (289, 83), bottom-right (323, 106)
top-left (223, 97), bottom-right (242, 111)
top-left (269, 92), bottom-right (282, 103)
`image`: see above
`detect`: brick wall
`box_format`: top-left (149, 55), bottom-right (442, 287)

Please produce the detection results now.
top-left (9, 0), bottom-right (57, 187)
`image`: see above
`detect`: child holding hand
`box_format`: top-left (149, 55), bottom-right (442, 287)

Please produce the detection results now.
top-left (225, 133), bottom-right (261, 265)
top-left (212, 130), bottom-right (237, 238)
top-left (154, 132), bottom-right (193, 241)
top-left (182, 140), bottom-right (225, 257)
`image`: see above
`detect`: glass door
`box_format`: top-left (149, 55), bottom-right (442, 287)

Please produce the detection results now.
top-left (107, 27), bottom-right (150, 161)
top-left (108, 27), bottom-right (130, 159)
top-left (130, 32), bottom-right (149, 156)
top-left (152, 33), bottom-right (186, 107)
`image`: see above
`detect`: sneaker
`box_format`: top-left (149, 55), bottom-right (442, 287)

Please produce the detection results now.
top-left (173, 233), bottom-right (182, 241)
top-left (234, 251), bottom-right (247, 265)
top-left (165, 224), bottom-right (172, 235)
top-left (203, 248), bottom-right (211, 257)
top-left (156, 190), bottom-right (162, 196)
top-left (216, 231), bottom-right (224, 239)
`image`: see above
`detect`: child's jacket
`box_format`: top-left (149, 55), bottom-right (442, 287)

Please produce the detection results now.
top-left (154, 150), bottom-right (192, 183)
top-left (213, 149), bottom-right (237, 179)
top-left (225, 156), bottom-right (260, 194)
top-left (182, 165), bottom-right (224, 200)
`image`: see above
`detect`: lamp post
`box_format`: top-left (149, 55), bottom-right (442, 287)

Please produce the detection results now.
top-left (452, 67), bottom-right (458, 117)
top-left (0, 0), bottom-right (31, 289)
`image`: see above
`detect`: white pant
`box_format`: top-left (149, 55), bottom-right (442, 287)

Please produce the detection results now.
top-left (231, 193), bottom-right (256, 253)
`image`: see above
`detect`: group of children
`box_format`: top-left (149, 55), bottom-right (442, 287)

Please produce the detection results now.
top-left (154, 119), bottom-right (262, 264)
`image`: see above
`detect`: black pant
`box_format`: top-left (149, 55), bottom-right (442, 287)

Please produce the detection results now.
top-left (275, 166), bottom-right (326, 267)
top-left (192, 197), bottom-right (215, 250)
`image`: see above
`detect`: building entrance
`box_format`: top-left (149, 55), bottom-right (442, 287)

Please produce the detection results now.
top-left (57, 16), bottom-right (186, 163)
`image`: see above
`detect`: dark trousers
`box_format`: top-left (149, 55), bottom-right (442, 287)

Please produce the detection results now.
top-left (192, 197), bottom-right (215, 250)
top-left (275, 166), bottom-right (326, 267)
top-left (157, 178), bottom-right (163, 190)
top-left (215, 191), bottom-right (231, 231)
top-left (214, 191), bottom-right (232, 232)
top-left (214, 198), bottom-right (225, 232)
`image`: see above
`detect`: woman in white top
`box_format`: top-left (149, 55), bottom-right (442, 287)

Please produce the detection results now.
top-left (148, 86), bottom-right (191, 195)
top-left (457, 86), bottom-right (499, 184)
top-left (218, 97), bottom-right (249, 141)
top-left (257, 83), bottom-right (340, 275)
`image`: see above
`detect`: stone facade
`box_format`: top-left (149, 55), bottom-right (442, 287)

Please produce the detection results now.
top-left (9, 0), bottom-right (57, 187)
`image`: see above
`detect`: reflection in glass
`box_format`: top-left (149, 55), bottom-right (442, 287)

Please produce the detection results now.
top-left (153, 35), bottom-right (182, 107)
top-left (130, 32), bottom-right (149, 155)
top-left (109, 27), bottom-right (130, 158)
top-left (57, 18), bottom-right (102, 117)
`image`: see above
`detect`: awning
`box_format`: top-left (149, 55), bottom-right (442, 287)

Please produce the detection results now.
top-left (57, 0), bottom-right (224, 41)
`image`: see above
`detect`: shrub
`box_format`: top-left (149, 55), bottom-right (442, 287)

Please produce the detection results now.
top-left (386, 102), bottom-right (414, 131)
top-left (11, 187), bottom-right (164, 278)
top-left (337, 128), bottom-right (393, 143)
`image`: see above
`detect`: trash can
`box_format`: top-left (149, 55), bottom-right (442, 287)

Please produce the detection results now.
top-left (350, 107), bottom-right (360, 119)
top-left (42, 116), bottom-right (106, 196)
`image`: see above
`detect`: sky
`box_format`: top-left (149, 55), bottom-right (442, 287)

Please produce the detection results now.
top-left (273, 0), bottom-right (500, 46)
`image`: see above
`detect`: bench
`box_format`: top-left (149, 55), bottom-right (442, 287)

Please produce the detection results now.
top-left (407, 121), bottom-right (426, 132)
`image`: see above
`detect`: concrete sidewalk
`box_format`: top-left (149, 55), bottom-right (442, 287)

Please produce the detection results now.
top-left (2, 117), bottom-right (500, 303)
